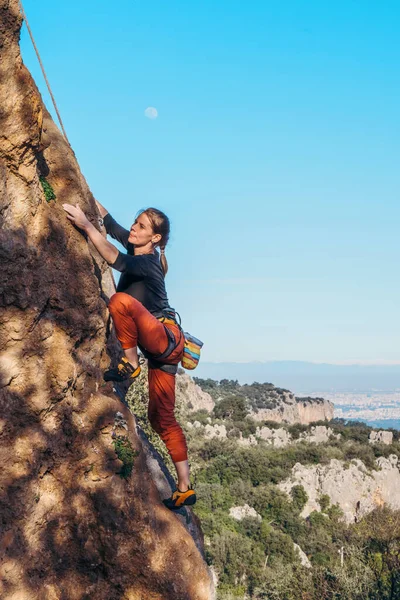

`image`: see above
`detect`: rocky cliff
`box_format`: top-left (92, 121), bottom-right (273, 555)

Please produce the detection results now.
top-left (176, 373), bottom-right (215, 413)
top-left (191, 379), bottom-right (334, 425)
top-left (296, 397), bottom-right (334, 424)
top-left (249, 393), bottom-right (334, 425)
top-left (0, 3), bottom-right (212, 598)
top-left (279, 455), bottom-right (400, 524)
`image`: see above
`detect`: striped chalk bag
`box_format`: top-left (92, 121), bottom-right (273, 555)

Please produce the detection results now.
top-left (181, 332), bottom-right (204, 370)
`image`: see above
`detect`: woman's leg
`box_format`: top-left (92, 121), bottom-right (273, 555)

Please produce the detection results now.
top-left (148, 367), bottom-right (191, 491)
top-left (174, 460), bottom-right (190, 492)
top-left (108, 293), bottom-right (170, 363)
top-left (109, 293), bottom-right (193, 503)
top-left (124, 347), bottom-right (139, 369)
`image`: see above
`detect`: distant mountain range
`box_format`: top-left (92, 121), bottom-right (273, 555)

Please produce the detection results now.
top-left (194, 361), bottom-right (400, 393)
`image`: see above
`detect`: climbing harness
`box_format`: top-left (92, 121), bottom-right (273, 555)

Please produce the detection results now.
top-left (139, 309), bottom-right (203, 374)
top-left (139, 310), bottom-right (183, 375)
top-left (18, 1), bottom-right (71, 146)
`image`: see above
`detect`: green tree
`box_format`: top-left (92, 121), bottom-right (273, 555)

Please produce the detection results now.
top-left (210, 530), bottom-right (265, 591)
top-left (319, 494), bottom-right (330, 513)
top-left (214, 396), bottom-right (249, 421)
top-left (260, 522), bottom-right (296, 564)
top-left (291, 485), bottom-right (308, 512)
top-left (354, 507), bottom-right (400, 599)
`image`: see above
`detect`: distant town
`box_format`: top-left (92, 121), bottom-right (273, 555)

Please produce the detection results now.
top-left (196, 362), bottom-right (400, 429)
top-left (305, 391), bottom-right (400, 430)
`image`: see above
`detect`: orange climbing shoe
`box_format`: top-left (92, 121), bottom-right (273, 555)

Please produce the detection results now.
top-left (104, 357), bottom-right (141, 383)
top-left (163, 487), bottom-right (197, 510)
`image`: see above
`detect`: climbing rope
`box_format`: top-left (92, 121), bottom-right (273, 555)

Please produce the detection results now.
top-left (18, 1), bottom-right (71, 146)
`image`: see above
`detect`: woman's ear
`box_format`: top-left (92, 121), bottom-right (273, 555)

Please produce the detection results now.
top-left (152, 233), bottom-right (162, 245)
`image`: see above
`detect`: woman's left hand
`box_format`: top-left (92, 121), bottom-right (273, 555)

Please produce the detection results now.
top-left (62, 203), bottom-right (91, 231)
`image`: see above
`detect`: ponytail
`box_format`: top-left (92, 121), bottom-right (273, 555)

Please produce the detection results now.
top-left (160, 246), bottom-right (168, 276)
top-left (140, 207), bottom-right (170, 277)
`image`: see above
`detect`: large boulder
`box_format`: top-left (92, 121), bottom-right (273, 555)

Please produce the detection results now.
top-left (369, 430), bottom-right (393, 445)
top-left (0, 3), bottom-right (212, 598)
top-left (229, 505), bottom-right (262, 522)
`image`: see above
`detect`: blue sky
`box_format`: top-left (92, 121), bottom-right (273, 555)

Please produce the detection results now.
top-left (20, 0), bottom-right (400, 364)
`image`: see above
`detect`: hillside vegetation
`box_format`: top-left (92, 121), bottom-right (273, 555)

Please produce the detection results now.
top-left (193, 377), bottom-right (292, 411)
top-left (185, 378), bottom-right (400, 599)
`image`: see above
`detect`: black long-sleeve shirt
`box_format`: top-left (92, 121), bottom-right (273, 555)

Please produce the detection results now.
top-left (104, 213), bottom-right (170, 315)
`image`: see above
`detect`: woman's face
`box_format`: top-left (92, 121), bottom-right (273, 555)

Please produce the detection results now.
top-left (128, 212), bottom-right (160, 247)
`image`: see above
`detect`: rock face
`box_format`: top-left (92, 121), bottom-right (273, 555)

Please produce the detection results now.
top-left (296, 397), bottom-right (334, 424)
top-left (278, 455), bottom-right (400, 523)
top-left (189, 421), bottom-right (340, 449)
top-left (176, 372), bottom-right (215, 413)
top-left (301, 425), bottom-right (340, 445)
top-left (249, 425), bottom-right (339, 447)
top-left (229, 505), bottom-right (262, 522)
top-left (251, 393), bottom-right (334, 425)
top-left (293, 543), bottom-right (312, 569)
top-left (238, 432), bottom-right (259, 447)
top-left (0, 3), bottom-right (212, 599)
top-left (255, 426), bottom-right (292, 447)
top-left (369, 430), bottom-right (393, 445)
top-left (204, 423), bottom-right (227, 439)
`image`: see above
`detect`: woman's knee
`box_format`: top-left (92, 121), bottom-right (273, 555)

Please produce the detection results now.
top-left (148, 405), bottom-right (176, 434)
top-left (108, 292), bottom-right (136, 315)
top-left (159, 425), bottom-right (188, 463)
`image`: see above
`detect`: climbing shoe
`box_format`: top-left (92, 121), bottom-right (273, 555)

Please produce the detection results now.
top-left (163, 487), bottom-right (197, 510)
top-left (103, 357), bottom-right (141, 383)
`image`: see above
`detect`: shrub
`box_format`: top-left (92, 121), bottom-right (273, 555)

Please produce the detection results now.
top-left (260, 524), bottom-right (296, 564)
top-left (291, 485), bottom-right (308, 511)
top-left (287, 423), bottom-right (309, 440)
top-left (319, 495), bottom-right (330, 513)
top-left (39, 176), bottom-right (56, 202)
top-left (187, 408), bottom-right (211, 426)
top-left (113, 436), bottom-right (138, 479)
top-left (214, 396), bottom-right (249, 421)
top-left (209, 530), bottom-right (265, 588)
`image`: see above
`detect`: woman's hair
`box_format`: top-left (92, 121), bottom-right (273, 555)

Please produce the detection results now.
top-left (141, 207), bottom-right (170, 276)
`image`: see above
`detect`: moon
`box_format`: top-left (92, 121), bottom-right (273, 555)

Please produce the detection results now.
top-left (144, 107), bottom-right (158, 120)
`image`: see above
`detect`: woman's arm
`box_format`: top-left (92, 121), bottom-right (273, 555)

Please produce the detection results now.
top-left (63, 203), bottom-right (118, 264)
top-left (94, 199), bottom-right (131, 248)
top-left (85, 222), bottom-right (119, 264)
top-left (95, 199), bottom-right (108, 218)
top-left (76, 197), bottom-right (130, 248)
top-left (103, 213), bottom-right (130, 248)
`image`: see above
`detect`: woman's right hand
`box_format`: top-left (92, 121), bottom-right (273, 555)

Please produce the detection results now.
top-left (62, 203), bottom-right (91, 231)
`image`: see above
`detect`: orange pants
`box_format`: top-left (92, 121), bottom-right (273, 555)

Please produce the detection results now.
top-left (108, 292), bottom-right (188, 463)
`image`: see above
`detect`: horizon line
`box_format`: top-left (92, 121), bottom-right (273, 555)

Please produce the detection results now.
top-left (200, 359), bottom-right (400, 366)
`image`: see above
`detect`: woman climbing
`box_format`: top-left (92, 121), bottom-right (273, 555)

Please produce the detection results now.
top-left (62, 200), bottom-right (196, 510)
